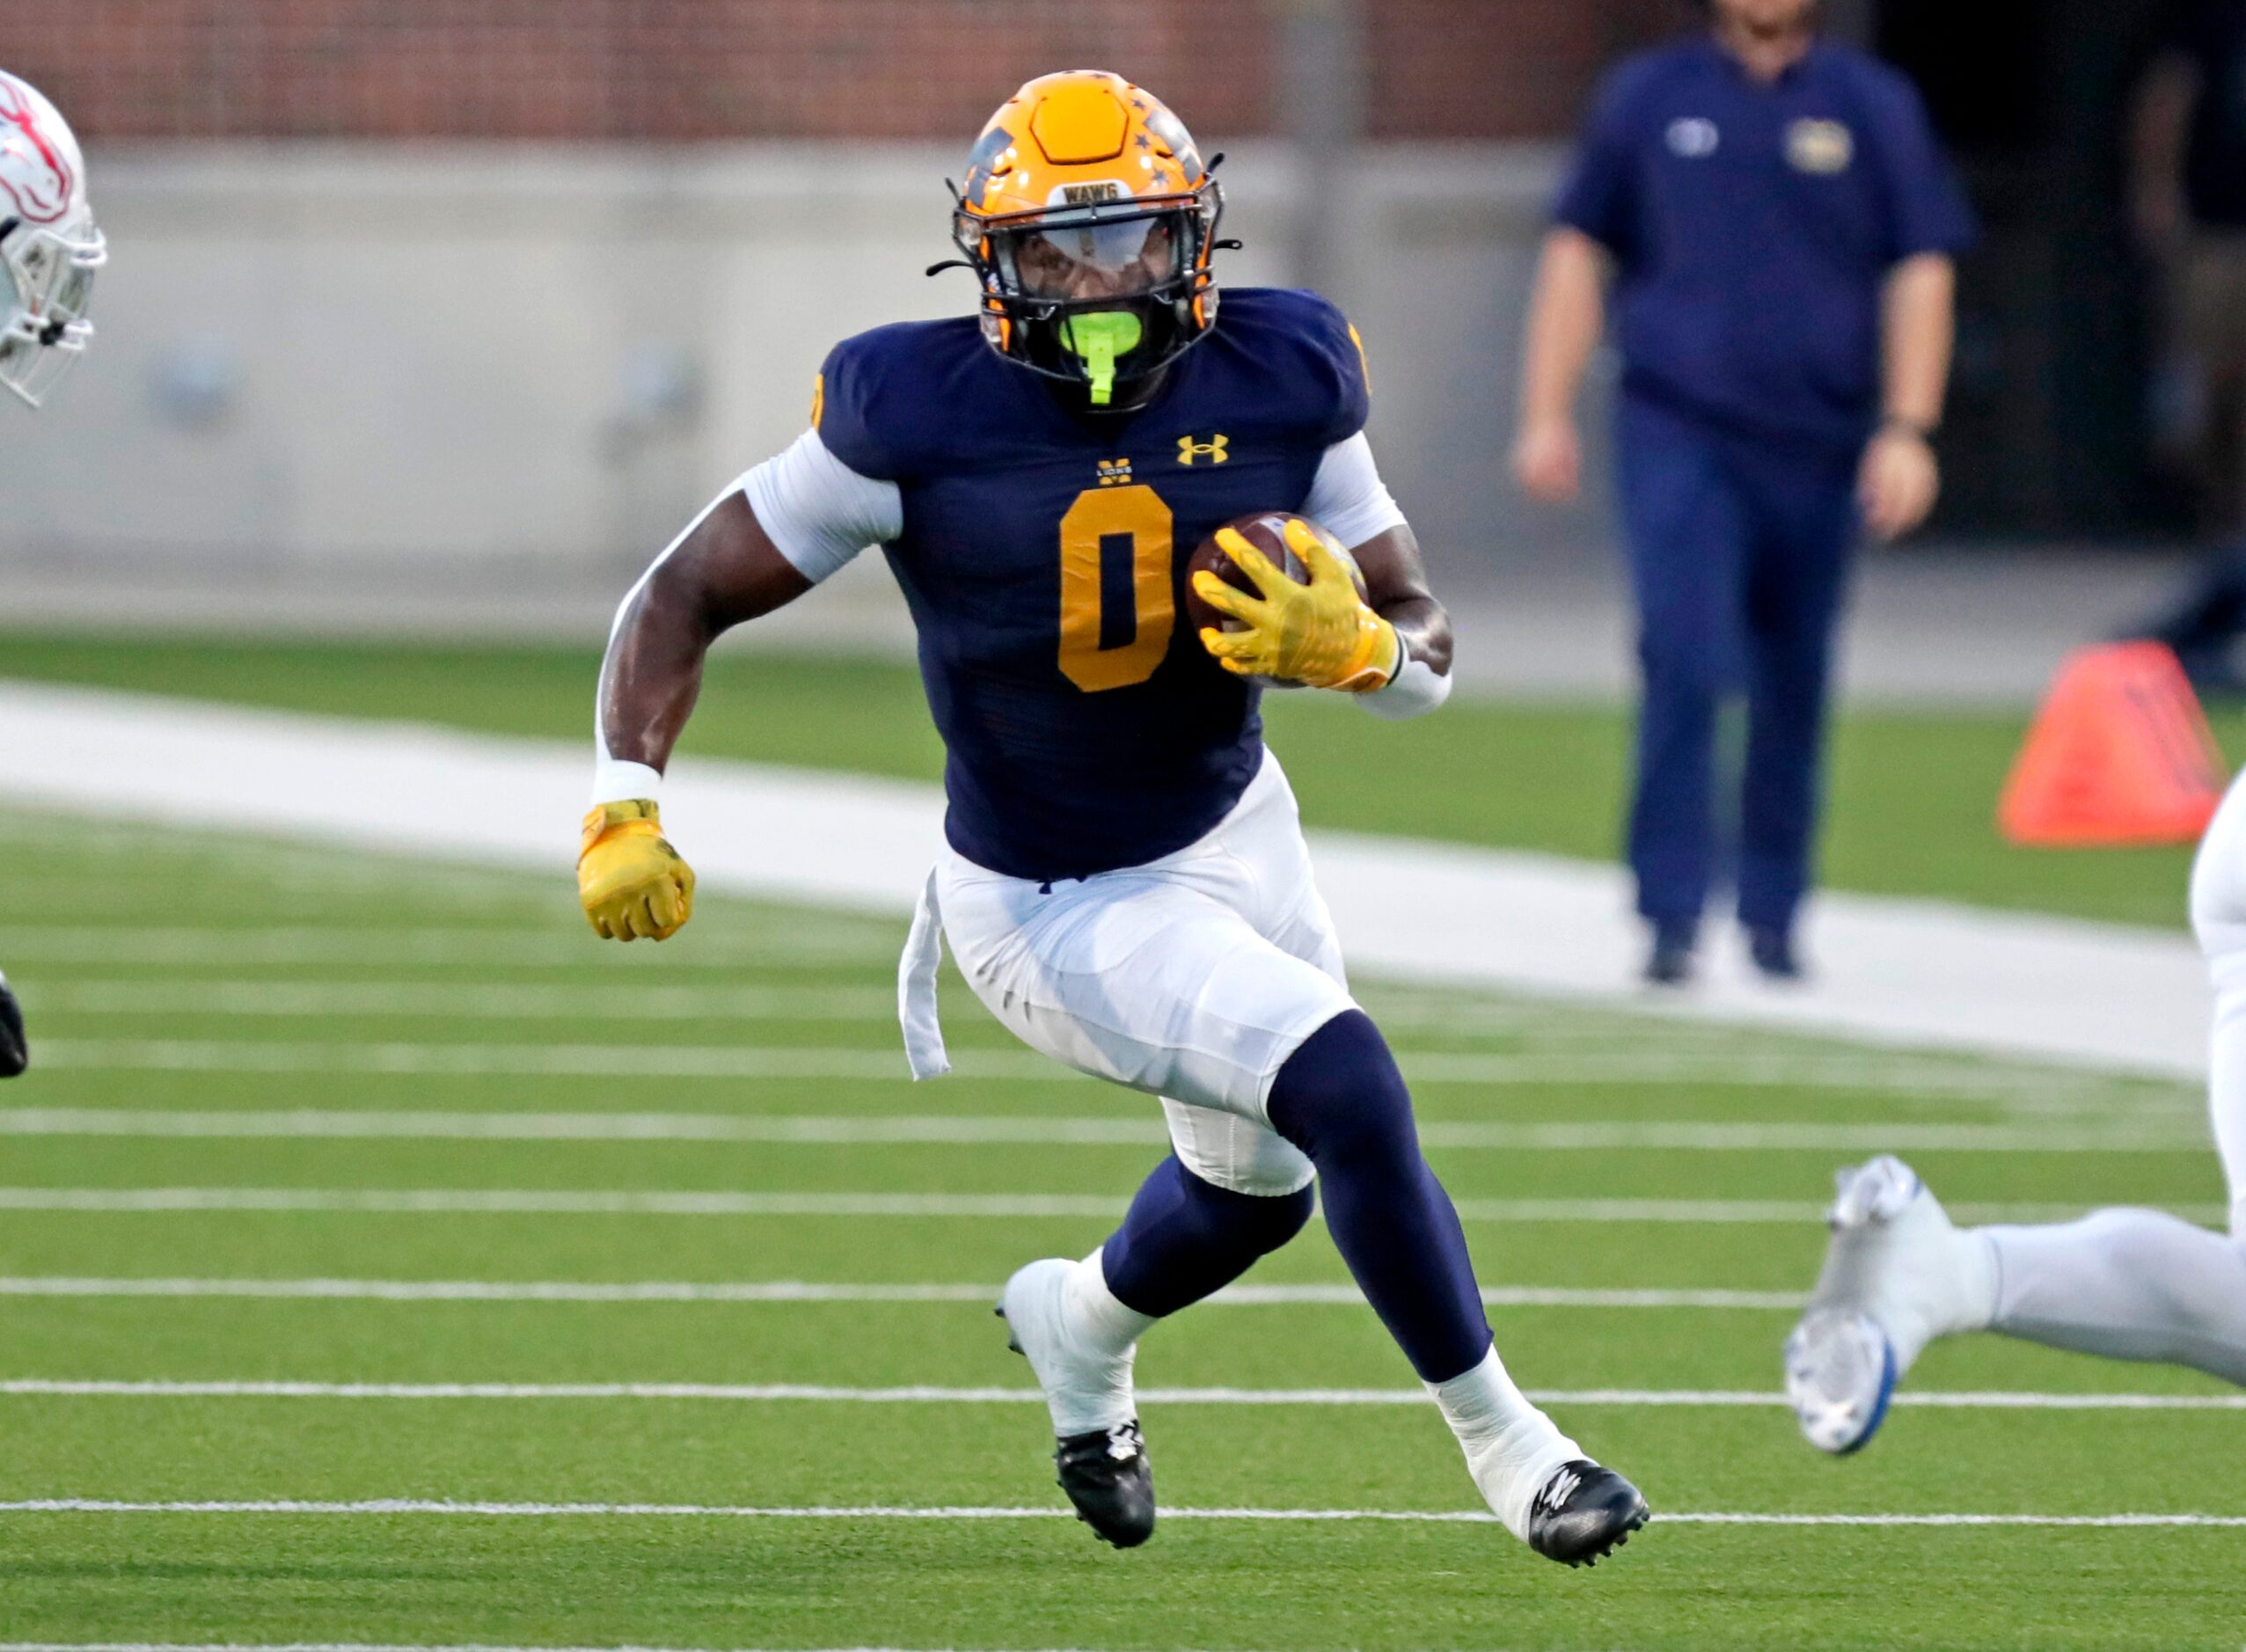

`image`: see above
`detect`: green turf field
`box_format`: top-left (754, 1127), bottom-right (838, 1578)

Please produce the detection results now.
top-left (1, 630), bottom-right (2234, 927)
top-left (2, 807), bottom-right (2242, 1648)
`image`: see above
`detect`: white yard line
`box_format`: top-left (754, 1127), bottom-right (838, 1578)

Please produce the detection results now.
top-left (32, 983), bottom-right (899, 1020)
top-left (0, 1379), bottom-right (2237, 1410)
top-left (0, 683), bottom-right (2212, 1078)
top-left (0, 1276), bottom-right (1800, 1309)
top-left (18, 1040), bottom-right (2182, 1102)
top-left (0, 926), bottom-right (895, 968)
top-left (0, 1187), bottom-right (2200, 1224)
top-left (0, 1107), bottom-right (2206, 1152)
top-left (0, 1187), bottom-right (2206, 1224)
top-left (1, 1500), bottom-right (2240, 1529)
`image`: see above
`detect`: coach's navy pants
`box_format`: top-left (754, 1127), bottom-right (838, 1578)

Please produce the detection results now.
top-left (1615, 394), bottom-right (1860, 935)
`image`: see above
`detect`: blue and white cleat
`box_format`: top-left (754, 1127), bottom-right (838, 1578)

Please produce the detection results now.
top-left (1783, 1156), bottom-right (1996, 1455)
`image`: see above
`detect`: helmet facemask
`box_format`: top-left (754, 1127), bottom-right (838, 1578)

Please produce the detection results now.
top-left (955, 183), bottom-right (1223, 412)
top-left (0, 211), bottom-right (104, 408)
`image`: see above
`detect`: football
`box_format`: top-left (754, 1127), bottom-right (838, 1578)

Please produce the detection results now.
top-left (1183, 512), bottom-right (1368, 675)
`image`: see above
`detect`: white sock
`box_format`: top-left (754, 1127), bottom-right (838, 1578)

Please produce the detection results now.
top-left (1072, 1246), bottom-right (1157, 1362)
top-left (1028, 1248), bottom-right (1156, 1437)
top-left (1426, 1343), bottom-right (1582, 1541)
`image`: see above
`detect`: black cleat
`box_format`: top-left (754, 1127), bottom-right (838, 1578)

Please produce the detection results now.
top-left (1748, 925), bottom-right (1804, 983)
top-left (1054, 1420), bottom-right (1155, 1548)
top-left (0, 976), bottom-right (25, 1078)
top-left (1525, 1460), bottom-right (1649, 1567)
top-left (1642, 923), bottom-right (1695, 988)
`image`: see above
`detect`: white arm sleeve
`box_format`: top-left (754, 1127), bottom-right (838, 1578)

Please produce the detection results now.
top-left (743, 427), bottom-right (904, 584)
top-left (1299, 435), bottom-right (1450, 720)
top-left (1300, 430), bottom-right (1408, 550)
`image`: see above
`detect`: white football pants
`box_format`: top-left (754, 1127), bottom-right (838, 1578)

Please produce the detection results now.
top-left (1972, 771), bottom-right (2246, 1382)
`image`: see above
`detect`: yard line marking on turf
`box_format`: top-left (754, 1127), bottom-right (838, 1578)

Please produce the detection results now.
top-left (0, 1107), bottom-right (2208, 1154)
top-left (32, 983), bottom-right (898, 1021)
top-left (22, 1040), bottom-right (2184, 1100)
top-left (0, 1277), bottom-right (1801, 1309)
top-left (4, 1500), bottom-right (2244, 1529)
top-left (0, 926), bottom-right (897, 968)
top-left (1, 1380), bottom-right (2235, 1409)
top-left (0, 1188), bottom-right (2215, 1224)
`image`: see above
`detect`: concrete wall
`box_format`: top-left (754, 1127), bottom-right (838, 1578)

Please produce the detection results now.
top-left (0, 142), bottom-right (1609, 609)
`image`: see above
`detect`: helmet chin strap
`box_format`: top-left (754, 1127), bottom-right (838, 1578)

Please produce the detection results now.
top-left (1057, 310), bottom-right (1144, 406)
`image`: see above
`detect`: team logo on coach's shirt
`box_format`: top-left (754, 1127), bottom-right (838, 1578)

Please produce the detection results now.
top-left (1786, 119), bottom-right (1855, 174)
top-left (1665, 117), bottom-right (1720, 159)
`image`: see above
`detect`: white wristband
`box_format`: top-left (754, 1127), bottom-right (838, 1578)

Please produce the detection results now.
top-left (1357, 652), bottom-right (1452, 720)
top-left (591, 757), bottom-right (664, 807)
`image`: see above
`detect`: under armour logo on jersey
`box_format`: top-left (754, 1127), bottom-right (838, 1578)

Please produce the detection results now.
top-left (1177, 434), bottom-right (1228, 465)
top-left (1666, 117), bottom-right (1719, 159)
top-left (1097, 457), bottom-right (1133, 487)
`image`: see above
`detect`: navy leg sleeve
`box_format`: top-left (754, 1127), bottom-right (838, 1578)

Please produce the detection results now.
top-left (1266, 1010), bottom-right (1492, 1384)
top-left (1101, 1155), bottom-right (1313, 1319)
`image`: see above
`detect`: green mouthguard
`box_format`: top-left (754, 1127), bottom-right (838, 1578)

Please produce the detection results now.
top-left (1058, 311), bottom-right (1144, 406)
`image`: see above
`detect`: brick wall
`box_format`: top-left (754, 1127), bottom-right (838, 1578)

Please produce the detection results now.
top-left (4, 0), bottom-right (1694, 143)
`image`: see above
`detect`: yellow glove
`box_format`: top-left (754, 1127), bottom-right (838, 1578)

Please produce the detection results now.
top-left (1192, 518), bottom-right (1401, 691)
top-left (578, 800), bottom-right (696, 941)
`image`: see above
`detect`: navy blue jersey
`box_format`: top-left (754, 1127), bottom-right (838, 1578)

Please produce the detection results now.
top-left (816, 287), bottom-right (1371, 882)
top-left (1555, 39), bottom-right (1974, 450)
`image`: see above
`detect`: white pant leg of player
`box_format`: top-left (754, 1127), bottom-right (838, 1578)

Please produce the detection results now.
top-left (1974, 773), bottom-right (2246, 1381)
top-left (1789, 776), bottom-right (2246, 1453)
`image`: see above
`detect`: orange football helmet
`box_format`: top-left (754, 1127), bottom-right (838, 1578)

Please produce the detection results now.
top-left (943, 70), bottom-right (1226, 410)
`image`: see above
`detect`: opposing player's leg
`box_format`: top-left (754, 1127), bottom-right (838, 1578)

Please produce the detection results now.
top-left (0, 971), bottom-right (25, 1078)
top-left (1787, 776), bottom-right (2246, 1452)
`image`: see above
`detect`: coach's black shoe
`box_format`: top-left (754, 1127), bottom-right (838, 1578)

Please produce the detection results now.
top-left (1748, 925), bottom-right (1804, 983)
top-left (0, 975), bottom-right (26, 1078)
top-left (1642, 922), bottom-right (1695, 988)
top-left (1053, 1420), bottom-right (1155, 1548)
top-left (1526, 1459), bottom-right (1649, 1567)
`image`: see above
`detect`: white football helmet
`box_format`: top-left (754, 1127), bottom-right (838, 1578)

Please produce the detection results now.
top-left (0, 69), bottom-right (104, 408)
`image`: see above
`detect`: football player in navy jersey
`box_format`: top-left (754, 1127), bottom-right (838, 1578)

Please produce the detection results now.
top-left (0, 67), bottom-right (109, 1078)
top-left (582, 70), bottom-right (1646, 1566)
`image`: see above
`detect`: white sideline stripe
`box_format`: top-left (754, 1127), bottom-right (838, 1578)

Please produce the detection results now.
top-left (2, 1379), bottom-right (2235, 1410)
top-left (0, 682), bottom-right (2211, 1078)
top-left (0, 1277), bottom-right (1802, 1310)
top-left (0, 1107), bottom-right (2207, 1154)
top-left (34, 983), bottom-right (898, 1020)
top-left (3, 1500), bottom-right (2242, 1530)
top-left (0, 1187), bottom-right (2212, 1224)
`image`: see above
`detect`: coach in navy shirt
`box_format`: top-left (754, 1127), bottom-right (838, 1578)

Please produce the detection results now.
top-left (1514, 0), bottom-right (1972, 985)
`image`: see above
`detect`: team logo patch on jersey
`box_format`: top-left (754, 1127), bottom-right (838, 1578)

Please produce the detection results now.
top-left (1097, 457), bottom-right (1133, 487)
top-left (1787, 119), bottom-right (1855, 175)
top-left (1666, 117), bottom-right (1720, 159)
top-left (1177, 434), bottom-right (1228, 466)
